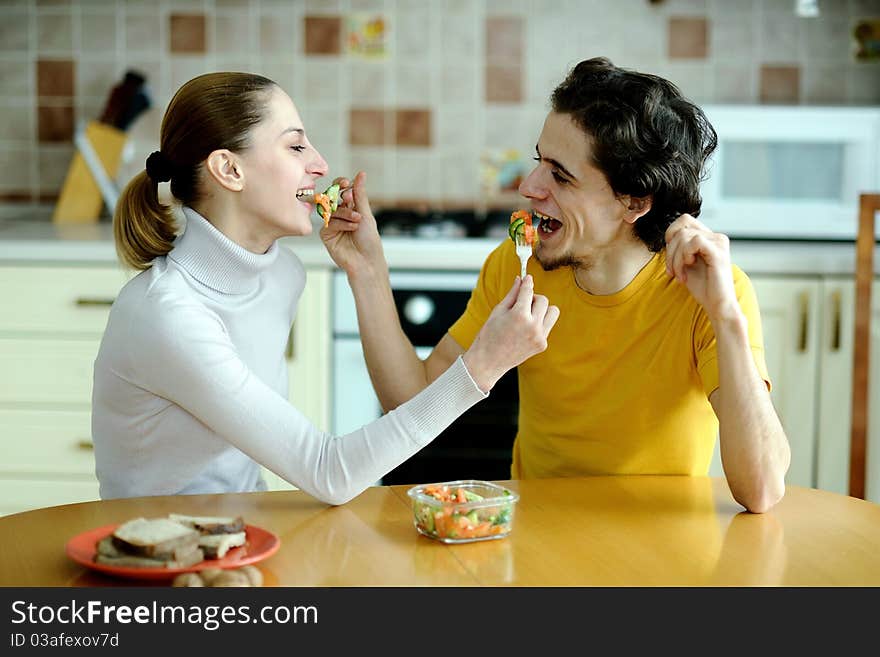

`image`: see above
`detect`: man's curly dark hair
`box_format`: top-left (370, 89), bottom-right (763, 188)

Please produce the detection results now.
top-left (551, 57), bottom-right (718, 252)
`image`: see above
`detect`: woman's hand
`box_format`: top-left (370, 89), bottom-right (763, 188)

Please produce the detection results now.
top-left (462, 275), bottom-right (560, 392)
top-left (320, 171), bottom-right (386, 278)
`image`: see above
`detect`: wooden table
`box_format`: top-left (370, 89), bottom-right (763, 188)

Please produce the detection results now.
top-left (2, 476), bottom-right (879, 586)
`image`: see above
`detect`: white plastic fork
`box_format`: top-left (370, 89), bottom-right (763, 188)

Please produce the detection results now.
top-left (515, 234), bottom-right (532, 279)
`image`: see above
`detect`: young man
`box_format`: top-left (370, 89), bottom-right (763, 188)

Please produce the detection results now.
top-left (323, 57), bottom-right (790, 513)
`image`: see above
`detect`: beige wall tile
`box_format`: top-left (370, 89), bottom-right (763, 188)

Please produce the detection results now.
top-left (76, 58), bottom-right (122, 98)
top-left (395, 108), bottom-right (431, 147)
top-left (169, 57), bottom-right (209, 94)
top-left (37, 59), bottom-right (75, 97)
top-left (396, 64), bottom-right (433, 106)
top-left (442, 65), bottom-right (478, 103)
top-left (304, 16), bottom-right (341, 55)
top-left (349, 108), bottom-right (390, 146)
top-left (668, 16), bottom-right (708, 59)
top-left (124, 11), bottom-right (162, 55)
top-left (760, 10), bottom-right (802, 61)
top-left (0, 104), bottom-right (34, 140)
top-left (760, 65), bottom-right (801, 104)
top-left (80, 12), bottom-right (118, 53)
top-left (38, 144), bottom-right (74, 193)
top-left (215, 13), bottom-right (251, 54)
top-left (261, 13), bottom-right (296, 54)
top-left (711, 12), bottom-right (753, 61)
top-left (37, 12), bottom-right (73, 53)
top-left (396, 8), bottom-right (436, 61)
top-left (0, 146), bottom-right (33, 193)
top-left (0, 12), bottom-right (30, 51)
top-left (0, 59), bottom-right (32, 95)
top-left (349, 147), bottom-right (387, 198)
top-left (846, 65), bottom-right (880, 104)
top-left (304, 60), bottom-right (343, 101)
top-left (712, 64), bottom-right (755, 103)
top-left (170, 14), bottom-right (207, 54)
top-left (803, 64), bottom-right (847, 104)
top-left (350, 62), bottom-right (386, 104)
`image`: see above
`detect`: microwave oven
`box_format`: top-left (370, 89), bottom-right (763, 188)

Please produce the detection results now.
top-left (698, 105), bottom-right (880, 240)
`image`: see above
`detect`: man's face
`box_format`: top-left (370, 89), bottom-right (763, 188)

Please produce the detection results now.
top-left (518, 111), bottom-right (637, 271)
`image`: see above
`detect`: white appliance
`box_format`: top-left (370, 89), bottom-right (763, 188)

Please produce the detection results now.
top-left (699, 105), bottom-right (880, 239)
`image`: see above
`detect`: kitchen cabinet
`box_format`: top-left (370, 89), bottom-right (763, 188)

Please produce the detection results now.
top-left (709, 275), bottom-right (880, 503)
top-left (261, 267), bottom-right (331, 491)
top-left (0, 261), bottom-right (332, 514)
top-left (0, 264), bottom-right (129, 516)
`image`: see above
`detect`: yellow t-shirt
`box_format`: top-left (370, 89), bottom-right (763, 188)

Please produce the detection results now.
top-left (448, 241), bottom-right (770, 479)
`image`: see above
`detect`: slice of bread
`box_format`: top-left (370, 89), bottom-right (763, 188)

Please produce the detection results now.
top-left (111, 517), bottom-right (200, 558)
top-left (95, 543), bottom-right (205, 569)
top-left (169, 514), bottom-right (245, 536)
top-left (198, 531), bottom-right (247, 559)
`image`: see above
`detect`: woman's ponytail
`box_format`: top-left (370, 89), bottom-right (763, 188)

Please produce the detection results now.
top-left (113, 170), bottom-right (177, 270)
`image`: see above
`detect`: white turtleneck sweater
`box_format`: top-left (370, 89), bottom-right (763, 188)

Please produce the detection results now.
top-left (92, 207), bottom-right (487, 504)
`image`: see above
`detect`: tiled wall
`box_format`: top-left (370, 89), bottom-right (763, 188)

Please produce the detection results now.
top-left (1, 0), bottom-right (879, 207)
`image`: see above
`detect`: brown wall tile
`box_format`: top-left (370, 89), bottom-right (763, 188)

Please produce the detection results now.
top-left (486, 64), bottom-right (522, 103)
top-left (37, 59), bottom-right (75, 97)
top-left (668, 17), bottom-right (708, 59)
top-left (760, 65), bottom-right (800, 103)
top-left (38, 104), bottom-right (74, 142)
top-left (304, 16), bottom-right (342, 55)
top-left (349, 109), bottom-right (390, 146)
top-left (170, 14), bottom-right (206, 54)
top-left (486, 16), bottom-right (523, 63)
top-left (395, 109), bottom-right (431, 147)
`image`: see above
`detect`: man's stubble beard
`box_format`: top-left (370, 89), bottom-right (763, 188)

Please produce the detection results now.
top-left (534, 242), bottom-right (591, 273)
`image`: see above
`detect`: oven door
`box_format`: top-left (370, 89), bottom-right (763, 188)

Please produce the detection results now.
top-left (331, 270), bottom-right (519, 486)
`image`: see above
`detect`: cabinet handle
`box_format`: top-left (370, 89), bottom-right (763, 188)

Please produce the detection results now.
top-left (76, 439), bottom-right (94, 450)
top-left (830, 290), bottom-right (842, 352)
top-left (75, 297), bottom-right (115, 307)
top-left (798, 291), bottom-right (809, 352)
top-left (285, 325), bottom-right (295, 361)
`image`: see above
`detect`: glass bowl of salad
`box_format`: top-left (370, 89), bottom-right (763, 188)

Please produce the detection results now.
top-left (406, 480), bottom-right (519, 544)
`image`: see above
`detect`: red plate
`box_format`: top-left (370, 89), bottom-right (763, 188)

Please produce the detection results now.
top-left (65, 523), bottom-right (281, 581)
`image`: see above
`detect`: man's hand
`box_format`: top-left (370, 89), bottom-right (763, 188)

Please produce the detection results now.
top-left (320, 171), bottom-right (385, 277)
top-left (664, 214), bottom-right (741, 323)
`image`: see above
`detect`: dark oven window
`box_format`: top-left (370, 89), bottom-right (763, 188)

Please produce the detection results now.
top-left (380, 284), bottom-right (520, 486)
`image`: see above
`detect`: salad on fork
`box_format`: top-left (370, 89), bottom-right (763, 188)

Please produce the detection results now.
top-left (509, 209), bottom-right (537, 278)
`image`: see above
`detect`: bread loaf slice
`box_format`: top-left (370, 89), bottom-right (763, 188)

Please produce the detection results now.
top-left (111, 517), bottom-right (200, 558)
top-left (198, 531), bottom-right (247, 559)
top-left (169, 514), bottom-right (245, 535)
top-left (95, 541), bottom-right (205, 569)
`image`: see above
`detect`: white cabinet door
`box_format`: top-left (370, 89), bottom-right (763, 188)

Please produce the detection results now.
top-left (263, 267), bottom-right (332, 492)
top-left (712, 277), bottom-right (822, 488)
top-left (816, 278), bottom-right (855, 495)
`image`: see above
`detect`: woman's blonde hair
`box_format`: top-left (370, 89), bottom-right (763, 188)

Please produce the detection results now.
top-left (114, 72), bottom-right (277, 270)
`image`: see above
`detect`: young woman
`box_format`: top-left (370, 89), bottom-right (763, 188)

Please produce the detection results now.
top-left (92, 72), bottom-right (558, 504)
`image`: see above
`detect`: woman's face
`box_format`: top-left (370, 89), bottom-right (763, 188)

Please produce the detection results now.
top-left (236, 86), bottom-right (328, 241)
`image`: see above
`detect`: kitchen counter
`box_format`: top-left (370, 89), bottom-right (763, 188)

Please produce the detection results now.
top-left (0, 210), bottom-right (878, 274)
top-left (1, 476), bottom-right (879, 586)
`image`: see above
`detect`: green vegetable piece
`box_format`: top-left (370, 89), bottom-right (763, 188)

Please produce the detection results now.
top-left (463, 490), bottom-right (483, 502)
top-left (466, 510), bottom-right (480, 524)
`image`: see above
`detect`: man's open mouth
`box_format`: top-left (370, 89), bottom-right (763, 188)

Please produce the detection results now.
top-left (535, 210), bottom-right (563, 235)
top-left (295, 188), bottom-right (314, 201)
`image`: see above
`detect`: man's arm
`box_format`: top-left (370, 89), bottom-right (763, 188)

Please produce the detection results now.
top-left (666, 214), bottom-right (790, 513)
top-left (708, 316), bottom-right (790, 513)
